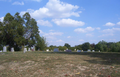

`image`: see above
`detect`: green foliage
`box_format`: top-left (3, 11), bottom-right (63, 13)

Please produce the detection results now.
top-left (36, 36), bottom-right (48, 51)
top-left (49, 45), bottom-right (57, 50)
top-left (82, 42), bottom-right (91, 51)
top-left (69, 47), bottom-right (75, 51)
top-left (75, 45), bottom-right (82, 50)
top-left (0, 12), bottom-right (120, 52)
top-left (64, 43), bottom-right (71, 48)
top-left (58, 46), bottom-right (67, 51)
top-left (48, 41), bottom-right (120, 52)
top-left (0, 12), bottom-right (47, 51)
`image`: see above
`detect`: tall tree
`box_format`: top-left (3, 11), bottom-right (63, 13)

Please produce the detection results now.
top-left (13, 12), bottom-right (25, 50)
top-left (75, 45), bottom-right (82, 50)
top-left (0, 21), bottom-right (4, 50)
top-left (23, 12), bottom-right (40, 47)
top-left (82, 42), bottom-right (91, 51)
top-left (3, 13), bottom-right (15, 47)
top-left (36, 36), bottom-right (47, 50)
top-left (64, 43), bottom-right (71, 48)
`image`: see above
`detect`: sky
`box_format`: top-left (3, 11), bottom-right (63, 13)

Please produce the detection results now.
top-left (0, 0), bottom-right (120, 46)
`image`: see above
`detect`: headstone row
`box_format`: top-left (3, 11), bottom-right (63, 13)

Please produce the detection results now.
top-left (23, 46), bottom-right (36, 53)
top-left (0, 46), bottom-right (36, 53)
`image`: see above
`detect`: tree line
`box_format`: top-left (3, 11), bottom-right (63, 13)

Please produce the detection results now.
top-left (0, 12), bottom-right (47, 51)
top-left (47, 40), bottom-right (120, 52)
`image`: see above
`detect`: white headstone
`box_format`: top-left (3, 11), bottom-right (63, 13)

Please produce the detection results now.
top-left (0, 50), bottom-right (2, 52)
top-left (92, 50), bottom-right (95, 52)
top-left (99, 50), bottom-right (100, 52)
top-left (24, 48), bottom-right (27, 53)
top-left (3, 46), bottom-right (7, 52)
top-left (74, 49), bottom-right (76, 51)
top-left (31, 46), bottom-right (35, 51)
top-left (28, 48), bottom-right (31, 51)
top-left (87, 49), bottom-right (91, 52)
top-left (46, 49), bottom-right (49, 52)
top-left (11, 47), bottom-right (14, 52)
top-left (33, 46), bottom-right (35, 51)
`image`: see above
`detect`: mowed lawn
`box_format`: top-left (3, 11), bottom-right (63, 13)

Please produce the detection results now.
top-left (0, 51), bottom-right (120, 77)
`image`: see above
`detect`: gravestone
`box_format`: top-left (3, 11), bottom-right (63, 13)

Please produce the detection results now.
top-left (77, 50), bottom-right (81, 52)
top-left (24, 48), bottom-right (27, 53)
top-left (11, 47), bottom-right (14, 52)
top-left (28, 48), bottom-right (31, 51)
top-left (53, 48), bottom-right (59, 52)
top-left (46, 49), bottom-right (49, 52)
top-left (33, 46), bottom-right (35, 51)
top-left (99, 50), bottom-right (100, 52)
top-left (74, 49), bottom-right (76, 51)
top-left (87, 49), bottom-right (91, 52)
top-left (31, 46), bottom-right (35, 51)
top-left (3, 46), bottom-right (7, 52)
top-left (0, 50), bottom-right (2, 52)
top-left (92, 50), bottom-right (95, 52)
top-left (66, 50), bottom-right (72, 52)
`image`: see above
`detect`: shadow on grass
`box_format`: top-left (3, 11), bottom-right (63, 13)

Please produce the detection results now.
top-left (46, 52), bottom-right (120, 65)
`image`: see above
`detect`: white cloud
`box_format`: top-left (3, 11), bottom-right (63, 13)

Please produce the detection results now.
top-left (31, 0), bottom-right (41, 2)
top-left (40, 30), bottom-right (63, 40)
top-left (39, 30), bottom-right (44, 34)
top-left (104, 22), bottom-right (115, 26)
top-left (113, 28), bottom-right (120, 31)
top-left (99, 28), bottom-right (120, 37)
top-left (67, 36), bottom-right (71, 38)
top-left (96, 27), bottom-right (101, 30)
top-left (37, 20), bottom-right (52, 27)
top-left (117, 22), bottom-right (120, 25)
top-left (98, 33), bottom-right (114, 37)
top-left (49, 30), bottom-right (54, 32)
top-left (0, 0), bottom-right (11, 1)
top-left (12, 1), bottom-right (24, 5)
top-left (74, 27), bottom-right (94, 33)
top-left (52, 18), bottom-right (85, 27)
top-left (102, 29), bottom-right (113, 33)
top-left (79, 39), bottom-right (84, 42)
top-left (20, 0), bottom-right (81, 19)
top-left (46, 32), bottom-right (63, 36)
top-left (56, 39), bottom-right (64, 42)
top-left (102, 28), bottom-right (120, 33)
top-left (0, 17), bottom-right (4, 22)
top-left (86, 33), bottom-right (93, 37)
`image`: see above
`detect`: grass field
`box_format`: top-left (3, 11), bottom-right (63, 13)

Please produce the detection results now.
top-left (0, 51), bottom-right (120, 77)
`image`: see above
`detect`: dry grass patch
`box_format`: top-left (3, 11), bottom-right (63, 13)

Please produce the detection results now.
top-left (0, 52), bottom-right (120, 77)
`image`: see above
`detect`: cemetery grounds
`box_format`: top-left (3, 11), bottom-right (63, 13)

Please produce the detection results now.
top-left (0, 51), bottom-right (120, 77)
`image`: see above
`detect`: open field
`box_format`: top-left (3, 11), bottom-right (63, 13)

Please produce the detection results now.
top-left (0, 51), bottom-right (120, 77)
